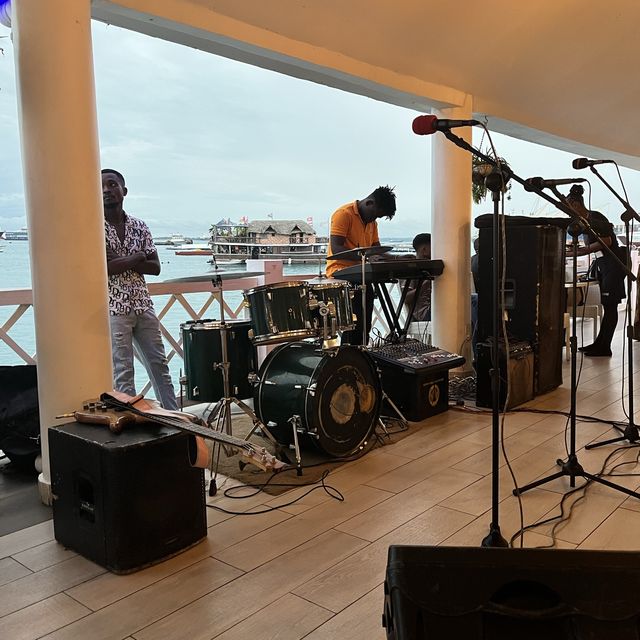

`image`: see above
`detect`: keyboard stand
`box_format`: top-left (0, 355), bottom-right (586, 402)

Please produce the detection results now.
top-left (373, 277), bottom-right (425, 342)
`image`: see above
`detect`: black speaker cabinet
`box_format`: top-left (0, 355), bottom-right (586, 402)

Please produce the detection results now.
top-left (476, 217), bottom-right (566, 395)
top-left (476, 340), bottom-right (534, 410)
top-left (383, 545), bottom-right (640, 639)
top-left (50, 422), bottom-right (206, 574)
top-left (377, 362), bottom-right (448, 422)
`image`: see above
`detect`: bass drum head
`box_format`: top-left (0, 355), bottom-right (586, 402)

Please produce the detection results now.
top-left (311, 346), bottom-right (381, 456)
top-left (255, 343), bottom-right (380, 457)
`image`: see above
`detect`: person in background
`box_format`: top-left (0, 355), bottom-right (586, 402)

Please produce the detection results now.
top-left (566, 184), bottom-right (626, 357)
top-left (102, 169), bottom-right (179, 409)
top-left (404, 233), bottom-right (432, 322)
top-left (470, 236), bottom-right (480, 362)
top-left (326, 186), bottom-right (397, 345)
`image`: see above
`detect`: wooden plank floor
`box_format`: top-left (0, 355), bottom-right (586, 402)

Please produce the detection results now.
top-left (1, 329), bottom-right (639, 639)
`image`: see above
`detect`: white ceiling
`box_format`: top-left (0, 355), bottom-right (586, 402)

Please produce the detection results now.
top-left (93, 0), bottom-right (640, 167)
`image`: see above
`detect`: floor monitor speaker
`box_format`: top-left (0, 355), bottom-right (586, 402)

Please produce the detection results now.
top-left (383, 545), bottom-right (640, 639)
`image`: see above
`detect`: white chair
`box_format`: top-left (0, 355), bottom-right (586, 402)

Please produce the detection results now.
top-left (564, 304), bottom-right (601, 360)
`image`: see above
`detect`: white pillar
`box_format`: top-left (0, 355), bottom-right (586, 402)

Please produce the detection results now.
top-left (13, 0), bottom-right (112, 504)
top-left (431, 95), bottom-right (473, 365)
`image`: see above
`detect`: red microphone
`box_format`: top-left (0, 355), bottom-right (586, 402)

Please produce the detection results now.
top-left (412, 114), bottom-right (481, 135)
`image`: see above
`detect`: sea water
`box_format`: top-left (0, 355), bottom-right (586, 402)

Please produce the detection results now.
top-left (0, 239), bottom-right (409, 398)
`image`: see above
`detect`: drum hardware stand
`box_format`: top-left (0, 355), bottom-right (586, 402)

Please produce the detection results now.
top-left (202, 267), bottom-right (280, 492)
top-left (377, 390), bottom-right (408, 437)
top-left (359, 248), bottom-right (369, 346)
top-left (288, 415), bottom-right (304, 476)
top-left (319, 302), bottom-right (340, 350)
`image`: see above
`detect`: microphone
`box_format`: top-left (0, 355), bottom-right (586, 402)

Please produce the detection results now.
top-left (523, 176), bottom-right (587, 192)
top-left (572, 157), bottom-right (615, 170)
top-left (412, 114), bottom-right (481, 135)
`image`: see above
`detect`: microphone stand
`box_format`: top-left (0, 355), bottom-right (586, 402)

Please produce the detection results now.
top-left (442, 130), bottom-right (512, 547)
top-left (581, 166), bottom-right (640, 449)
top-left (439, 130), bottom-right (640, 545)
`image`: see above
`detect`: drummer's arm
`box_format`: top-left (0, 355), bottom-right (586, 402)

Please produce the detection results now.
top-left (330, 235), bottom-right (357, 263)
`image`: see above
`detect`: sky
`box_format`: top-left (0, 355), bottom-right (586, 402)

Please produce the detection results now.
top-left (0, 20), bottom-right (639, 240)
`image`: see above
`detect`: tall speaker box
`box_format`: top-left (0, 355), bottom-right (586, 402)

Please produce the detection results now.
top-left (50, 422), bottom-right (206, 574)
top-left (383, 545), bottom-right (640, 639)
top-left (476, 216), bottom-right (567, 394)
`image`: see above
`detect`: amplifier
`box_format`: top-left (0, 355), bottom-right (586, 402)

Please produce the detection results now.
top-left (372, 340), bottom-right (464, 421)
top-left (476, 339), bottom-right (534, 410)
top-left (50, 421), bottom-right (206, 574)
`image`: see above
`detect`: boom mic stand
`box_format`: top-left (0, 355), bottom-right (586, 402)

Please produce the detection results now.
top-left (440, 130), bottom-right (512, 547)
top-left (580, 166), bottom-right (640, 449)
top-left (511, 188), bottom-right (640, 502)
top-left (437, 130), bottom-right (640, 543)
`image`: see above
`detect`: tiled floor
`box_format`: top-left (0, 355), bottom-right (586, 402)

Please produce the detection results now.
top-left (1, 330), bottom-right (639, 639)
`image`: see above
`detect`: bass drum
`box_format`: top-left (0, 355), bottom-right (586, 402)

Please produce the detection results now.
top-left (254, 342), bottom-right (381, 457)
top-left (181, 320), bottom-right (255, 402)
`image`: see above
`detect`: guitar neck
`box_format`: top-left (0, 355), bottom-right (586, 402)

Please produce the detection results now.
top-left (101, 396), bottom-right (252, 452)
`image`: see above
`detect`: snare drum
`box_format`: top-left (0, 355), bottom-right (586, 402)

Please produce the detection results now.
top-left (181, 320), bottom-right (255, 401)
top-left (254, 342), bottom-right (381, 457)
top-left (243, 281), bottom-right (315, 345)
top-left (308, 279), bottom-right (355, 337)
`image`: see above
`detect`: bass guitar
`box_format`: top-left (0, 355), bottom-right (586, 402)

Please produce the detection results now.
top-left (57, 392), bottom-right (285, 473)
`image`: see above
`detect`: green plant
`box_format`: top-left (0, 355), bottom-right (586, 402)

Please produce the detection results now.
top-left (472, 154), bottom-right (511, 204)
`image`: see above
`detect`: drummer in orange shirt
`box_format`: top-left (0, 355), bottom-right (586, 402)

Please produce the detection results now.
top-left (326, 185), bottom-right (397, 345)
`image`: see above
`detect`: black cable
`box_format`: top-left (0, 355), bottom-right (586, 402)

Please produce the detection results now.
top-left (208, 469), bottom-right (344, 515)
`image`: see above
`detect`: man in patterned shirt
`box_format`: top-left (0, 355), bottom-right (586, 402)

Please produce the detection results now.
top-left (102, 169), bottom-right (178, 409)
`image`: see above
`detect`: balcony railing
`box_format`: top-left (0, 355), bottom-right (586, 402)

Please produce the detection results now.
top-left (0, 262), bottom-right (405, 399)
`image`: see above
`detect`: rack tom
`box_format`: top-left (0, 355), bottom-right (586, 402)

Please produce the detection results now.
top-left (243, 281), bottom-right (315, 345)
top-left (308, 279), bottom-right (355, 337)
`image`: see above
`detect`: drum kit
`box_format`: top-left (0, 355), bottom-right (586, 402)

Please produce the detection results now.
top-left (167, 245), bottom-right (406, 474)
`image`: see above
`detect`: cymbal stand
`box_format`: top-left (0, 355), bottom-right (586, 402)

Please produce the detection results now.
top-left (359, 248), bottom-right (368, 347)
top-left (204, 270), bottom-right (279, 494)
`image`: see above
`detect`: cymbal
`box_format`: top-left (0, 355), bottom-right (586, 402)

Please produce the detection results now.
top-left (163, 271), bottom-right (265, 284)
top-left (327, 245), bottom-right (393, 261)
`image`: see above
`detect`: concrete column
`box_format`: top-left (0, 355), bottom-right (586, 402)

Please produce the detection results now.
top-left (431, 95), bottom-right (473, 365)
top-left (12, 0), bottom-right (112, 504)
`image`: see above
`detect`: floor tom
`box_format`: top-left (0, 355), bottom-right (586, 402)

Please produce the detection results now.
top-left (181, 320), bottom-right (255, 402)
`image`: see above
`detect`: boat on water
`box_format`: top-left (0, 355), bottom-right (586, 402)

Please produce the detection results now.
top-left (5, 228), bottom-right (28, 241)
top-left (173, 243), bottom-right (212, 256)
top-left (208, 218), bottom-right (327, 264)
top-left (155, 233), bottom-right (192, 246)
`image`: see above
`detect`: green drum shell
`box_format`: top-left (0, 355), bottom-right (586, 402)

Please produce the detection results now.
top-left (254, 342), bottom-right (381, 457)
top-left (309, 279), bottom-right (355, 336)
top-left (243, 281), bottom-right (315, 345)
top-left (181, 320), bottom-right (255, 402)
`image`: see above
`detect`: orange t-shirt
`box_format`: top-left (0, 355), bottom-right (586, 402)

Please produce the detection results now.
top-left (326, 201), bottom-right (380, 277)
